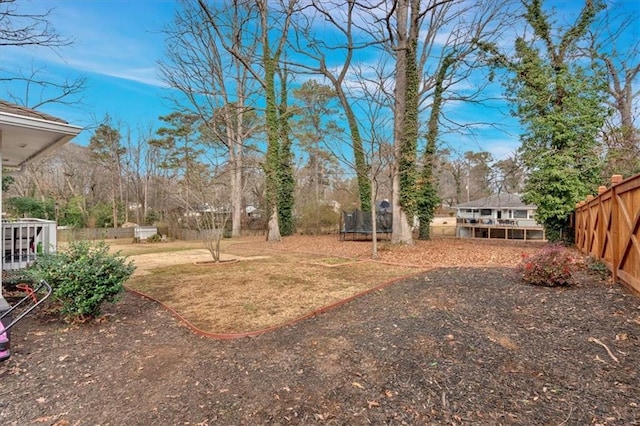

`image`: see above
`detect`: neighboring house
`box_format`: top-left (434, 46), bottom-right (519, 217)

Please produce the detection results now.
top-left (454, 194), bottom-right (545, 241)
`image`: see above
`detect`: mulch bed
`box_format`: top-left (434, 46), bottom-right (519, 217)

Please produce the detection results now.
top-left (1, 267), bottom-right (639, 425)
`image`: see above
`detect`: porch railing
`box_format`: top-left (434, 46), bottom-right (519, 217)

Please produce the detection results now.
top-left (2, 218), bottom-right (57, 271)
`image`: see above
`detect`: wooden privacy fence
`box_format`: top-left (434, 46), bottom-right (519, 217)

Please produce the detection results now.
top-left (575, 174), bottom-right (640, 295)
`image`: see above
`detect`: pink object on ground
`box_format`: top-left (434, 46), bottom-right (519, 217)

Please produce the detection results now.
top-left (0, 320), bottom-right (9, 362)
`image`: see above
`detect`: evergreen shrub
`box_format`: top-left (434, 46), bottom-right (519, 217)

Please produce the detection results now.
top-left (27, 241), bottom-right (135, 320)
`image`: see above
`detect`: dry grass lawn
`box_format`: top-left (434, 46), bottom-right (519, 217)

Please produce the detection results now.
top-left (116, 235), bottom-right (543, 334)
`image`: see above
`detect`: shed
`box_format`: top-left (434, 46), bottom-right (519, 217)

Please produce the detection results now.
top-left (135, 226), bottom-right (158, 242)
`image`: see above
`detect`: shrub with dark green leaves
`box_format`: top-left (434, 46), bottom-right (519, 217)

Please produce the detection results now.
top-left (27, 241), bottom-right (135, 319)
top-left (146, 233), bottom-right (162, 243)
top-left (584, 255), bottom-right (610, 280)
top-left (517, 244), bottom-right (576, 287)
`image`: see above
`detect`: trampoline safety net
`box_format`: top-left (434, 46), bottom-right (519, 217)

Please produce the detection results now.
top-left (340, 210), bottom-right (392, 240)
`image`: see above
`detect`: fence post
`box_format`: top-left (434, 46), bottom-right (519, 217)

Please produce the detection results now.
top-left (596, 186), bottom-right (607, 259)
top-left (575, 202), bottom-right (582, 250)
top-left (585, 195), bottom-right (594, 253)
top-left (610, 175), bottom-right (623, 284)
top-left (579, 200), bottom-right (586, 250)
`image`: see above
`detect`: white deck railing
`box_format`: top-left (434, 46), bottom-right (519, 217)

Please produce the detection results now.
top-left (2, 219), bottom-right (57, 270)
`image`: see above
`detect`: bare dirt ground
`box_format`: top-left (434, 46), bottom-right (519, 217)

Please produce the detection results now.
top-left (1, 236), bottom-right (639, 425)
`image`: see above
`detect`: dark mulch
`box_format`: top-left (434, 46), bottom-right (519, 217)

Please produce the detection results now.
top-left (1, 267), bottom-right (639, 425)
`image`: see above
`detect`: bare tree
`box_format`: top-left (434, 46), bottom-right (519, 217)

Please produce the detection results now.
top-left (356, 68), bottom-right (395, 259)
top-left (0, 0), bottom-right (85, 108)
top-left (200, 0), bottom-right (298, 242)
top-left (2, 64), bottom-right (86, 109)
top-left (0, 0), bottom-right (70, 47)
top-left (160, 0), bottom-right (261, 237)
top-left (289, 0), bottom-right (381, 211)
top-left (587, 5), bottom-right (640, 177)
top-left (121, 123), bottom-right (161, 225)
top-left (4, 142), bottom-right (106, 226)
top-left (493, 154), bottom-right (525, 194)
top-left (382, 0), bottom-right (518, 243)
top-left (438, 148), bottom-right (492, 205)
top-left (200, 212), bottom-right (230, 262)
top-left (182, 0), bottom-right (298, 241)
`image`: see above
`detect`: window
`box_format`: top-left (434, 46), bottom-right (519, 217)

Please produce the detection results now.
top-left (514, 210), bottom-right (527, 219)
top-left (480, 209), bottom-right (492, 216)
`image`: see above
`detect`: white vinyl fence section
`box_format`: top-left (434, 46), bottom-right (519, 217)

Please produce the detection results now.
top-left (134, 226), bottom-right (158, 242)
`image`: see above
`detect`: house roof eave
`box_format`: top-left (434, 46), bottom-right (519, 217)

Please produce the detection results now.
top-left (453, 194), bottom-right (536, 210)
top-left (0, 108), bottom-right (82, 168)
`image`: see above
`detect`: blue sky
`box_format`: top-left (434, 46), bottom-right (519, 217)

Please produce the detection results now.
top-left (1, 0), bottom-right (638, 162)
top-left (1, 1), bottom-right (176, 136)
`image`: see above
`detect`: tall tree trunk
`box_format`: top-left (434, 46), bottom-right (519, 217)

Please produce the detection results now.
top-left (261, 3), bottom-right (281, 242)
top-left (143, 175), bottom-right (149, 224)
top-left (230, 147), bottom-right (243, 238)
top-left (277, 67), bottom-right (295, 236)
top-left (392, 0), bottom-right (415, 245)
top-left (111, 185), bottom-right (118, 228)
top-left (226, 103), bottom-right (243, 239)
top-left (417, 55), bottom-right (451, 240)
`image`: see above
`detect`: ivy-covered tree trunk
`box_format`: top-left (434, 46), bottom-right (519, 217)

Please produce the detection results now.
top-left (417, 55), bottom-right (450, 240)
top-left (348, 110), bottom-right (371, 213)
top-left (334, 89), bottom-right (371, 212)
top-left (256, 0), bottom-right (295, 241)
top-left (292, 1), bottom-right (372, 212)
top-left (392, 0), bottom-right (420, 245)
top-left (399, 35), bottom-right (419, 225)
top-left (263, 42), bottom-right (281, 241)
top-left (277, 71), bottom-right (295, 236)
top-left (507, 0), bottom-right (609, 242)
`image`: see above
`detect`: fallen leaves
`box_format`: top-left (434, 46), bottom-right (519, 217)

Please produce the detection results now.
top-left (267, 235), bottom-right (536, 268)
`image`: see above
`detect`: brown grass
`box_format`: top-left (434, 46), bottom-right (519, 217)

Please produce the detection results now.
top-left (119, 235), bottom-right (542, 334)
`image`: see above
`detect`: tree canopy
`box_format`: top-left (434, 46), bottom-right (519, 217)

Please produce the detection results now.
top-left (505, 0), bottom-right (610, 241)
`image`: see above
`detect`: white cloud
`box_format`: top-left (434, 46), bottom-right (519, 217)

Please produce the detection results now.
top-left (483, 139), bottom-right (521, 160)
top-left (7, 1), bottom-right (172, 87)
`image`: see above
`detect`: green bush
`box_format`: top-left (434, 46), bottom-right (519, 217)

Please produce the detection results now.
top-left (517, 244), bottom-right (576, 287)
top-left (146, 233), bottom-right (162, 243)
top-left (584, 255), bottom-right (610, 280)
top-left (27, 241), bottom-right (135, 320)
top-left (297, 203), bottom-right (339, 235)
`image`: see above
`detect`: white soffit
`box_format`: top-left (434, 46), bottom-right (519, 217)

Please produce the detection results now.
top-left (0, 108), bottom-right (82, 168)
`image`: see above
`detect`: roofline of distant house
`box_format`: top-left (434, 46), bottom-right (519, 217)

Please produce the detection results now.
top-left (453, 194), bottom-right (536, 210)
